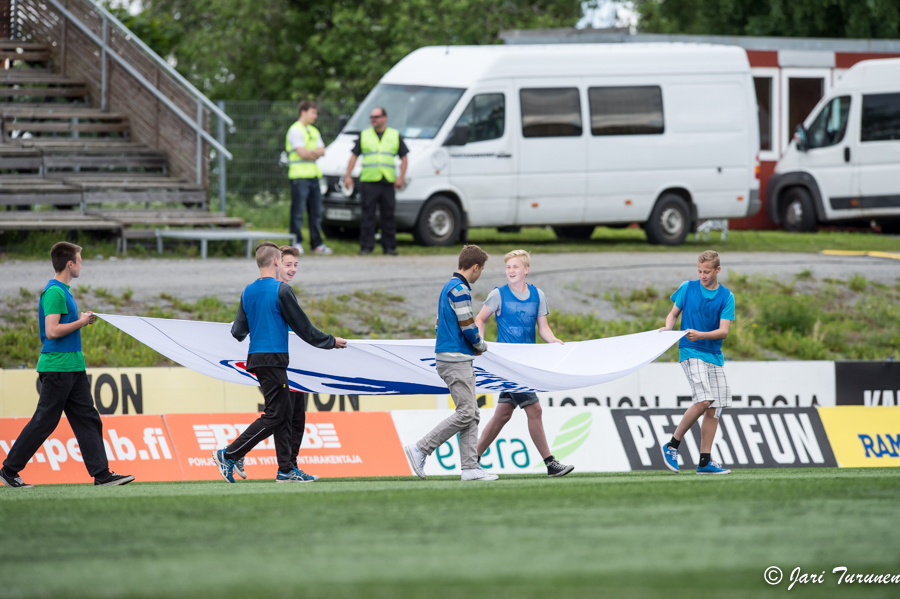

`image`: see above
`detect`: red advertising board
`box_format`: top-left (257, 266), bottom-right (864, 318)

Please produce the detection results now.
top-left (163, 412), bottom-right (411, 481)
top-left (0, 414), bottom-right (184, 484)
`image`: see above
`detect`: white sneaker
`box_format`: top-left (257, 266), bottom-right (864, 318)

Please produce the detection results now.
top-left (404, 445), bottom-right (427, 479)
top-left (461, 468), bottom-right (498, 481)
top-left (313, 244), bottom-right (333, 255)
top-left (293, 244), bottom-right (305, 255)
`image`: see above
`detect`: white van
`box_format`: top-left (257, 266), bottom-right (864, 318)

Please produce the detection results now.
top-left (768, 58), bottom-right (900, 234)
top-left (318, 44), bottom-right (760, 246)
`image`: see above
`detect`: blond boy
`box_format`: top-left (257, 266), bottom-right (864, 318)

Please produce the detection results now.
top-left (659, 250), bottom-right (735, 474)
top-left (474, 250), bottom-right (574, 477)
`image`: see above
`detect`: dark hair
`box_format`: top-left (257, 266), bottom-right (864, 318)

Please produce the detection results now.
top-left (373, 106), bottom-right (387, 117)
top-left (50, 241), bottom-right (82, 273)
top-left (280, 245), bottom-right (300, 259)
top-left (255, 242), bottom-right (281, 268)
top-left (458, 245), bottom-right (488, 271)
top-left (298, 101), bottom-right (317, 116)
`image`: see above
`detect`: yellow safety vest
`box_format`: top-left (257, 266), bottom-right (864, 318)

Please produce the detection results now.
top-left (360, 127), bottom-right (399, 183)
top-left (285, 121), bottom-right (323, 179)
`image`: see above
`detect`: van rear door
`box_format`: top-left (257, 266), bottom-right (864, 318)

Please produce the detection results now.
top-left (515, 83), bottom-right (587, 225)
top-left (447, 84), bottom-right (517, 227)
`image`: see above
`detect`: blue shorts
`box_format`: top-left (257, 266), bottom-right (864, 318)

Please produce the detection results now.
top-left (498, 392), bottom-right (539, 409)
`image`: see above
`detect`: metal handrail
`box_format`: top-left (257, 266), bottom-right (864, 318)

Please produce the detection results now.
top-left (48, 0), bottom-right (232, 126)
top-left (42, 0), bottom-right (232, 162)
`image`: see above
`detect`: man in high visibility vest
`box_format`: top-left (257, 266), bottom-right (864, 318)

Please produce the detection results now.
top-left (286, 101), bottom-right (332, 255)
top-left (343, 107), bottom-right (408, 255)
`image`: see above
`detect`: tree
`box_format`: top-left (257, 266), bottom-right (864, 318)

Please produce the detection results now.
top-left (129, 0), bottom-right (585, 102)
top-left (634, 0), bottom-right (900, 39)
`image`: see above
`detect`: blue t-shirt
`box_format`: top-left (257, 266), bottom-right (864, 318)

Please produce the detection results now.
top-left (671, 281), bottom-right (735, 366)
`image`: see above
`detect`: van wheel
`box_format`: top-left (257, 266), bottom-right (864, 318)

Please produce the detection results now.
top-left (552, 225), bottom-right (595, 240)
top-left (645, 194), bottom-right (690, 245)
top-left (413, 195), bottom-right (462, 246)
top-left (880, 222), bottom-right (900, 235)
top-left (780, 187), bottom-right (817, 233)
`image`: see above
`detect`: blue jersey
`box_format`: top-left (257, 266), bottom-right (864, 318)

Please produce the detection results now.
top-left (496, 284), bottom-right (540, 344)
top-left (38, 279), bottom-right (81, 353)
top-left (241, 278), bottom-right (289, 354)
top-left (672, 280), bottom-right (734, 366)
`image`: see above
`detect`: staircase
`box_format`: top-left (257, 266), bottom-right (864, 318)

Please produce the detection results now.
top-left (0, 19), bottom-right (239, 247)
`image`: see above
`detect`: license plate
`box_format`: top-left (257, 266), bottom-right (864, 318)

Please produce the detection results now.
top-left (326, 208), bottom-right (353, 221)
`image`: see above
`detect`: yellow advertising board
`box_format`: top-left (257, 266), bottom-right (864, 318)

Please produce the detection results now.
top-left (0, 368), bottom-right (451, 417)
top-left (818, 406), bottom-right (900, 467)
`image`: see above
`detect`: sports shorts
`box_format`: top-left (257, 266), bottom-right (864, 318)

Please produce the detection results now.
top-left (680, 358), bottom-right (731, 418)
top-left (498, 392), bottom-right (539, 409)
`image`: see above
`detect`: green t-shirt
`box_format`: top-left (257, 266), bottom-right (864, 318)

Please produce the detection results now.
top-left (36, 283), bottom-right (85, 373)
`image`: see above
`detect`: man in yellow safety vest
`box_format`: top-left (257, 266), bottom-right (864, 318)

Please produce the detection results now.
top-left (286, 101), bottom-right (332, 255)
top-left (343, 107), bottom-right (408, 255)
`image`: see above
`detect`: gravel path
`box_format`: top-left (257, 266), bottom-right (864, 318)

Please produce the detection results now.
top-left (1, 252), bottom-right (897, 321)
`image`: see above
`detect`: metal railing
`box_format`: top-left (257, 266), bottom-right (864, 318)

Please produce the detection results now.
top-left (13, 0), bottom-right (232, 207)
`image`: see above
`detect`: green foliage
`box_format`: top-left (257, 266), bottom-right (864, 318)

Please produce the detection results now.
top-left (133, 0), bottom-right (586, 102)
top-left (635, 0), bottom-right (900, 39)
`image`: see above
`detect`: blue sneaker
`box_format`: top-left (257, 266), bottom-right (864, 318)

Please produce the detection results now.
top-left (276, 467), bottom-right (318, 483)
top-left (697, 460), bottom-right (731, 475)
top-left (212, 449), bottom-right (235, 483)
top-left (661, 443), bottom-right (679, 473)
top-left (233, 457), bottom-right (247, 479)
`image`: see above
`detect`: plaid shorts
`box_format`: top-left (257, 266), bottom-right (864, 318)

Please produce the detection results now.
top-left (681, 358), bottom-right (731, 418)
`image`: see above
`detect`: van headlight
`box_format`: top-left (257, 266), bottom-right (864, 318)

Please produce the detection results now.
top-left (319, 178), bottom-right (329, 196)
top-left (340, 178), bottom-right (354, 197)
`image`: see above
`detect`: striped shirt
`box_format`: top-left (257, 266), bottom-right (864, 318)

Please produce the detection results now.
top-left (436, 273), bottom-right (486, 362)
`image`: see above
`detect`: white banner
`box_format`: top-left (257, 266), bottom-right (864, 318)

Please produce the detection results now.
top-left (390, 408), bottom-right (630, 475)
top-left (97, 314), bottom-right (684, 396)
top-left (536, 361), bottom-right (836, 408)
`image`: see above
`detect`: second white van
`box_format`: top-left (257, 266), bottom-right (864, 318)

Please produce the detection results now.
top-left (318, 43), bottom-right (761, 246)
top-left (768, 58), bottom-right (900, 234)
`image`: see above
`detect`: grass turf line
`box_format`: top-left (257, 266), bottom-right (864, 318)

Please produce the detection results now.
top-left (1, 469), bottom-right (899, 598)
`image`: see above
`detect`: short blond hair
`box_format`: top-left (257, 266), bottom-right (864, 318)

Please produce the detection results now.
top-left (280, 245), bottom-right (300, 259)
top-left (698, 250), bottom-right (720, 268)
top-left (504, 249), bottom-right (530, 269)
top-left (255, 242), bottom-right (280, 268)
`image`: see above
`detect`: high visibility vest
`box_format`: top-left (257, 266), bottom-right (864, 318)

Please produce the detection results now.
top-left (360, 127), bottom-right (399, 183)
top-left (285, 121), bottom-right (323, 179)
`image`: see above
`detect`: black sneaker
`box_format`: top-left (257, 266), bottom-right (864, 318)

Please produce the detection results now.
top-left (384, 249), bottom-right (398, 256)
top-left (547, 460), bottom-right (574, 478)
top-left (359, 249), bottom-right (373, 255)
top-left (94, 471), bottom-right (135, 486)
top-left (0, 468), bottom-right (33, 488)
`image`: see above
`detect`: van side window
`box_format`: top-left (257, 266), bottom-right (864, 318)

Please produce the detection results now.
top-left (455, 94), bottom-right (505, 143)
top-left (807, 96), bottom-right (851, 149)
top-left (588, 86), bottom-right (664, 136)
top-left (861, 92), bottom-right (900, 142)
top-left (520, 88), bottom-right (582, 138)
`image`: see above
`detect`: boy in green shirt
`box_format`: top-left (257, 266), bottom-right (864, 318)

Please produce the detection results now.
top-left (0, 242), bottom-right (134, 488)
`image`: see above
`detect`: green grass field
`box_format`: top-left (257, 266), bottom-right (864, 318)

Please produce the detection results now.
top-left (2, 469), bottom-right (899, 598)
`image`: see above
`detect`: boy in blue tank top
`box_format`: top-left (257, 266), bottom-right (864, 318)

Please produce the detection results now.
top-left (1, 242), bottom-right (133, 488)
top-left (212, 242), bottom-right (346, 483)
top-left (474, 250), bottom-right (574, 477)
top-left (659, 250), bottom-right (735, 475)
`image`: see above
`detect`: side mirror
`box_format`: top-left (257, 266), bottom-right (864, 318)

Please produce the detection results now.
top-left (794, 125), bottom-right (809, 152)
top-left (444, 124), bottom-right (468, 146)
top-left (338, 114), bottom-right (349, 131)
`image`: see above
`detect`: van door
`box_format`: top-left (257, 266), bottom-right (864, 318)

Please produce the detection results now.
top-left (515, 84), bottom-right (587, 225)
top-left (797, 95), bottom-right (856, 222)
top-left (447, 86), bottom-right (517, 226)
top-left (856, 92), bottom-right (900, 217)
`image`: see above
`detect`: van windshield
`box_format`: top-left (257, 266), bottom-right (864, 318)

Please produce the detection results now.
top-left (343, 84), bottom-right (465, 139)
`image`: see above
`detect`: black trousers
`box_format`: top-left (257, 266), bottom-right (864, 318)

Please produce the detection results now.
top-left (289, 391), bottom-right (306, 469)
top-left (225, 367), bottom-right (293, 472)
top-left (3, 371), bottom-right (109, 478)
top-left (359, 182), bottom-right (396, 252)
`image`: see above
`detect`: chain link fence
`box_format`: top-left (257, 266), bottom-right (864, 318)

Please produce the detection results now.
top-left (210, 100), bottom-right (360, 201)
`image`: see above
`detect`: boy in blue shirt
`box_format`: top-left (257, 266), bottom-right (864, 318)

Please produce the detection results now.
top-left (1, 242), bottom-right (133, 488)
top-left (404, 245), bottom-right (498, 481)
top-left (659, 250), bottom-right (734, 475)
top-left (212, 242), bottom-right (346, 483)
top-left (474, 249), bottom-right (573, 477)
